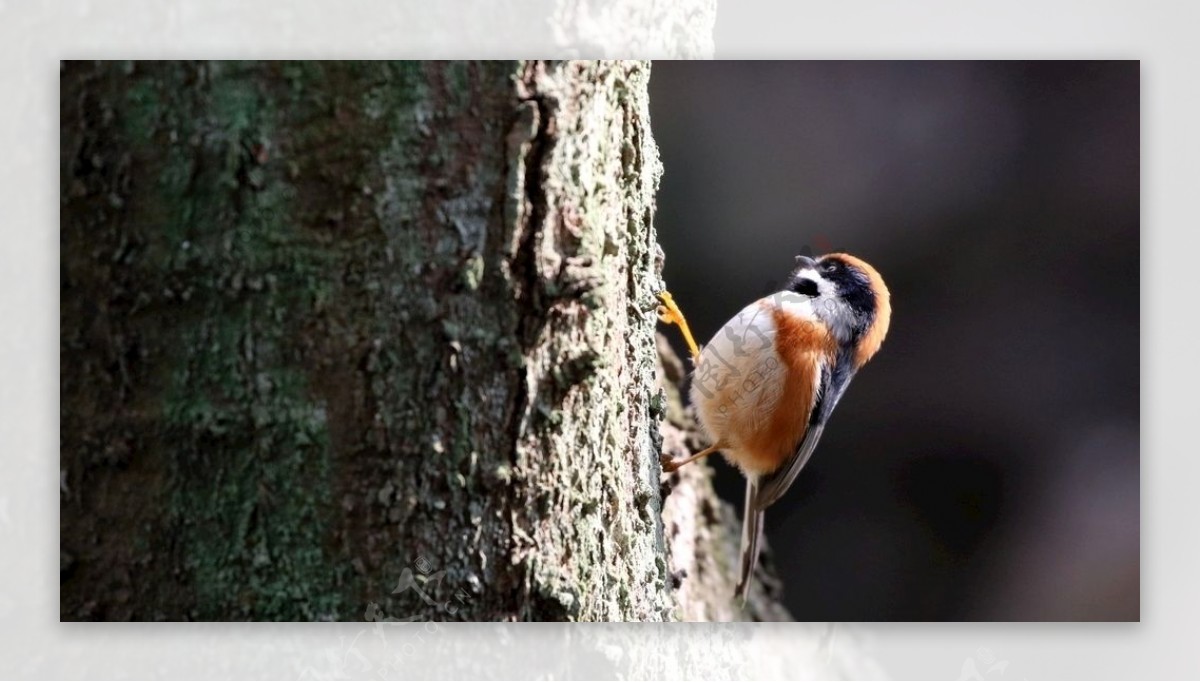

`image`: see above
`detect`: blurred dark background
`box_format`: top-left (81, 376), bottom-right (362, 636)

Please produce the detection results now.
top-left (649, 61), bottom-right (1139, 621)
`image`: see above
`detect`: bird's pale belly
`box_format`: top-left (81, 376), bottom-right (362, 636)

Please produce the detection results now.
top-left (689, 300), bottom-right (820, 475)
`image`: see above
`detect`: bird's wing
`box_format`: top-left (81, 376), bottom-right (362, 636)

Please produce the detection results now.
top-left (752, 354), bottom-right (855, 511)
top-left (753, 423), bottom-right (825, 511)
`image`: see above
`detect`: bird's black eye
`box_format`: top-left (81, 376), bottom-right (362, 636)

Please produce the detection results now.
top-left (821, 260), bottom-right (837, 273)
top-left (790, 277), bottom-right (819, 297)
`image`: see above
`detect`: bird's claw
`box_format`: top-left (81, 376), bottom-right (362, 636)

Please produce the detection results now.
top-left (655, 290), bottom-right (701, 361)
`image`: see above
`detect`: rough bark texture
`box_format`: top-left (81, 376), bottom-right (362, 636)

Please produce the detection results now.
top-left (549, 0), bottom-right (718, 58)
top-left (60, 59), bottom-right (785, 622)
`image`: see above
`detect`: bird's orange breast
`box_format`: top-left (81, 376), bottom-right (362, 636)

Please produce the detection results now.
top-left (735, 304), bottom-right (835, 474)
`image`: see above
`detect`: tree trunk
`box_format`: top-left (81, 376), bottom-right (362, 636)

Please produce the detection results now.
top-left (60, 59), bottom-right (786, 622)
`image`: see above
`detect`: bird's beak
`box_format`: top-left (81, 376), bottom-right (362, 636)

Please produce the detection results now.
top-left (794, 254), bottom-right (817, 270)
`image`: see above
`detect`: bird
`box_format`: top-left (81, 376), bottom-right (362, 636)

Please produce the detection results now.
top-left (657, 252), bottom-right (891, 603)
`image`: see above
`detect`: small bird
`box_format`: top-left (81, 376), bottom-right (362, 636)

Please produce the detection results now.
top-left (657, 252), bottom-right (891, 602)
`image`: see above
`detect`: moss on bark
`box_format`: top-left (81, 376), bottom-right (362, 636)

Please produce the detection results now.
top-left (60, 59), bottom-right (785, 622)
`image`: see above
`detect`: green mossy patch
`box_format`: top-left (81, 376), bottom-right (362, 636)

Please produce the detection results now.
top-left (149, 63), bottom-right (347, 620)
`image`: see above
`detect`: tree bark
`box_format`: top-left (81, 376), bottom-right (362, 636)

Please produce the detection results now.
top-left (60, 59), bottom-right (786, 622)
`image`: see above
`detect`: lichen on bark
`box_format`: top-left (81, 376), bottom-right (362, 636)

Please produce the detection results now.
top-left (60, 59), bottom-right (787, 622)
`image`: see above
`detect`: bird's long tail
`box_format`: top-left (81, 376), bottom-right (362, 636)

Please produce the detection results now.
top-left (735, 478), bottom-right (764, 604)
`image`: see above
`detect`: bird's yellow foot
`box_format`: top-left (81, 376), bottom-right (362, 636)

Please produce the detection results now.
top-left (656, 290), bottom-right (701, 362)
top-left (661, 443), bottom-right (722, 473)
